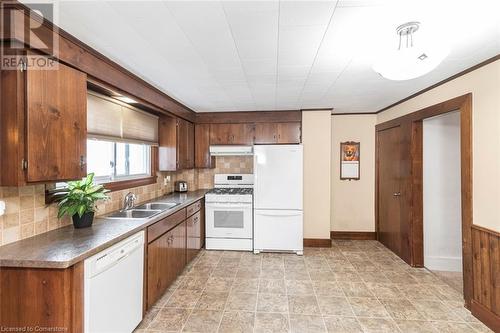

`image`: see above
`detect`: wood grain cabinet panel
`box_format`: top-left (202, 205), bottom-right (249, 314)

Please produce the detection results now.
top-left (147, 218), bottom-right (187, 309)
top-left (147, 229), bottom-right (176, 309)
top-left (186, 211), bottom-right (201, 263)
top-left (1, 56), bottom-right (87, 185)
top-left (253, 122), bottom-right (301, 144)
top-left (254, 123), bottom-right (278, 144)
top-left (177, 119), bottom-right (194, 170)
top-left (158, 115), bottom-right (194, 171)
top-left (0, 263), bottom-right (84, 332)
top-left (210, 123), bottom-right (254, 145)
top-left (195, 124), bottom-right (215, 168)
top-left (277, 122), bottom-right (301, 143)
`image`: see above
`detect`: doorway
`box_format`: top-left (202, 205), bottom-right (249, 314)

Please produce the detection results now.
top-left (422, 111), bottom-right (463, 294)
top-left (375, 94), bottom-right (472, 307)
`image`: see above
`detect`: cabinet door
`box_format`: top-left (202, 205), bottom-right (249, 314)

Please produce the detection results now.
top-left (195, 124), bottom-right (215, 168)
top-left (209, 124), bottom-right (231, 145)
top-left (173, 221), bottom-right (187, 275)
top-left (158, 115), bottom-right (177, 171)
top-left (210, 123), bottom-right (254, 145)
top-left (186, 121), bottom-right (195, 169)
top-left (177, 119), bottom-right (194, 170)
top-left (231, 124), bottom-right (254, 144)
top-left (25, 62), bottom-right (87, 182)
top-left (254, 123), bottom-right (278, 144)
top-left (277, 122), bottom-right (301, 143)
top-left (186, 211), bottom-right (201, 263)
top-left (147, 230), bottom-right (176, 308)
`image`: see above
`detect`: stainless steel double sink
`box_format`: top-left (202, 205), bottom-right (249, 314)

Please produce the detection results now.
top-left (105, 201), bottom-right (180, 220)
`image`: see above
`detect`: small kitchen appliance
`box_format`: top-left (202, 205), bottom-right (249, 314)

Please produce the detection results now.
top-left (174, 180), bottom-right (188, 192)
top-left (205, 174), bottom-right (254, 251)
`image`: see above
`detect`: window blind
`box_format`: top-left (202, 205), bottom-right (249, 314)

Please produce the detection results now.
top-left (87, 91), bottom-right (158, 145)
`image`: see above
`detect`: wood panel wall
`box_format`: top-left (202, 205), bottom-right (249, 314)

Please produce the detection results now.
top-left (471, 225), bottom-right (500, 332)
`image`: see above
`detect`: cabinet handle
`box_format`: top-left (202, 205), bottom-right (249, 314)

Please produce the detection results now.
top-left (80, 155), bottom-right (86, 170)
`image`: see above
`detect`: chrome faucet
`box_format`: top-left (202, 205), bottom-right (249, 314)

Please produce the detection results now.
top-left (122, 192), bottom-right (137, 211)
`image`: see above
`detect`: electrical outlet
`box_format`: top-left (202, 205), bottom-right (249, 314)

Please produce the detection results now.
top-left (0, 200), bottom-right (5, 216)
top-left (163, 176), bottom-right (171, 186)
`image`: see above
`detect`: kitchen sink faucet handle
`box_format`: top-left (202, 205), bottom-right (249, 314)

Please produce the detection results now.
top-left (123, 192), bottom-right (137, 211)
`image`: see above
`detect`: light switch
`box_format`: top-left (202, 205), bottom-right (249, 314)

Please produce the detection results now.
top-left (0, 200), bottom-right (5, 216)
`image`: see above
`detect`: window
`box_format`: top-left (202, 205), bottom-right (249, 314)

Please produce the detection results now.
top-left (87, 139), bottom-right (151, 183)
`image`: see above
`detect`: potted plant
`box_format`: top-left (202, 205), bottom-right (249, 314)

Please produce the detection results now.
top-left (57, 173), bottom-right (110, 228)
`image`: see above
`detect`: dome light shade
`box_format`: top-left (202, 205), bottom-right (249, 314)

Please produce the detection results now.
top-left (373, 22), bottom-right (449, 81)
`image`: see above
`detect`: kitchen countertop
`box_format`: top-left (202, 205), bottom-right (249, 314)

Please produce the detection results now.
top-left (0, 190), bottom-right (209, 269)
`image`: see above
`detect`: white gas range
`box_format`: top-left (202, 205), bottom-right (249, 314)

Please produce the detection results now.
top-left (205, 174), bottom-right (254, 251)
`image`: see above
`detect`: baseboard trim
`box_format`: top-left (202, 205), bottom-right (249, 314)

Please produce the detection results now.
top-left (471, 300), bottom-right (500, 333)
top-left (423, 256), bottom-right (462, 272)
top-left (303, 238), bottom-right (331, 248)
top-left (330, 231), bottom-right (377, 240)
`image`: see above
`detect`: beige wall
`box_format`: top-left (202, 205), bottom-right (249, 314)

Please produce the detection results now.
top-left (303, 110), bottom-right (332, 239)
top-left (378, 59), bottom-right (500, 232)
top-left (331, 115), bottom-right (376, 232)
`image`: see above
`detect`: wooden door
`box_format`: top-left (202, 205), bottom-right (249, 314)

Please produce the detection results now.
top-left (25, 62), bottom-right (87, 182)
top-left (254, 123), bottom-right (278, 144)
top-left (195, 124), bottom-right (215, 168)
top-left (377, 126), bottom-right (403, 257)
top-left (147, 229), bottom-right (175, 308)
top-left (277, 122), bottom-right (301, 143)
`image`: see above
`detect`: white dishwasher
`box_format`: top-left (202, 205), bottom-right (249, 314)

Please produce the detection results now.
top-left (84, 231), bottom-right (144, 333)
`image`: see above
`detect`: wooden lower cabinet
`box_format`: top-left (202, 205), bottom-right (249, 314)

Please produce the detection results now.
top-left (0, 262), bottom-right (84, 332)
top-left (186, 211), bottom-right (201, 263)
top-left (147, 221), bottom-right (186, 309)
top-left (146, 200), bottom-right (204, 309)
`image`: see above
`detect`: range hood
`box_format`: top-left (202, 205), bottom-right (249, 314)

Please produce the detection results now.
top-left (209, 145), bottom-right (253, 156)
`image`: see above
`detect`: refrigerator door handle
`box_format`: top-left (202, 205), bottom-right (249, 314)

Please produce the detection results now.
top-left (255, 211), bottom-right (302, 217)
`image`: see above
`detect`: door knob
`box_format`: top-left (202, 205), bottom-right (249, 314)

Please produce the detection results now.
top-left (393, 192), bottom-right (401, 197)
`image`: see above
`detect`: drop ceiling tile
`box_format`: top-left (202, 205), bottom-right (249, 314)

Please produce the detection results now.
top-left (21, 0), bottom-right (500, 113)
top-left (279, 0), bottom-right (337, 26)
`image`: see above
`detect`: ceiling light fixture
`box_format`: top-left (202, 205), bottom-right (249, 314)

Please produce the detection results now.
top-left (373, 21), bottom-right (449, 81)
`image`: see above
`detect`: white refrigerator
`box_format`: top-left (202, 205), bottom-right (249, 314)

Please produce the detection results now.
top-left (253, 145), bottom-right (303, 255)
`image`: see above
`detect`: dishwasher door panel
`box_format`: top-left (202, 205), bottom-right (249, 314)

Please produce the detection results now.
top-left (84, 231), bottom-right (144, 333)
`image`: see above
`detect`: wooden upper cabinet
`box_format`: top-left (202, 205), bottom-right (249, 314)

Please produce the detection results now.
top-left (177, 119), bottom-right (194, 170)
top-left (158, 115), bottom-right (194, 171)
top-left (194, 124), bottom-right (215, 169)
top-left (209, 123), bottom-right (254, 145)
top-left (254, 123), bottom-right (279, 144)
top-left (254, 122), bottom-right (301, 144)
top-left (277, 122), bottom-right (301, 144)
top-left (25, 62), bottom-right (87, 182)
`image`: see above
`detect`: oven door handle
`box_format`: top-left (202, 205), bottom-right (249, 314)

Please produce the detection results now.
top-left (206, 202), bottom-right (252, 209)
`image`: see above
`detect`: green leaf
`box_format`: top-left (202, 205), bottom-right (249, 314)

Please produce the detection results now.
top-left (57, 173), bottom-right (108, 220)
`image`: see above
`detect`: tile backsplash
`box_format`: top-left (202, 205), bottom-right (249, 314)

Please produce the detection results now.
top-left (198, 156), bottom-right (253, 189)
top-left (0, 156), bottom-right (252, 246)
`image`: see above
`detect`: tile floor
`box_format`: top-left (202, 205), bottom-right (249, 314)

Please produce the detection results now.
top-left (135, 240), bottom-right (492, 333)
